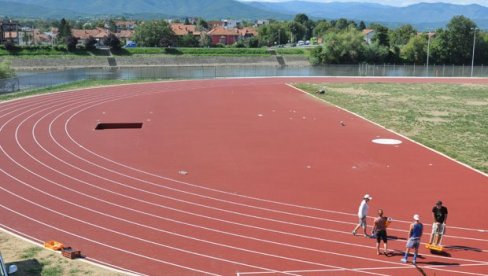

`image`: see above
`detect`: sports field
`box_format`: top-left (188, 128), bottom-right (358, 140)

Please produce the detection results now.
top-left (1, 77), bottom-right (487, 275)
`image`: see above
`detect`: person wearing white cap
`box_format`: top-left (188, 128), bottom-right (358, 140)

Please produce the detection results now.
top-left (401, 214), bottom-right (424, 265)
top-left (352, 194), bottom-right (372, 237)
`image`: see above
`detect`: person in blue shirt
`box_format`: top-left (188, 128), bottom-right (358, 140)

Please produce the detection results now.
top-left (401, 214), bottom-right (423, 265)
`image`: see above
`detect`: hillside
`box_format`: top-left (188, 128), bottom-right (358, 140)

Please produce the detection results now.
top-left (247, 1), bottom-right (488, 29)
top-left (0, 0), bottom-right (287, 19)
top-left (1, 0), bottom-right (488, 29)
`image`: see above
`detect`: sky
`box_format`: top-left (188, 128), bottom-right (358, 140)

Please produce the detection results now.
top-left (240, 0), bottom-right (488, 7)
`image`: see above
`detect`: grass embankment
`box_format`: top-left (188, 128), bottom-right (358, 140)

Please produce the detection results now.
top-left (0, 231), bottom-right (123, 276)
top-left (0, 46), bottom-right (309, 57)
top-left (295, 83), bottom-right (488, 174)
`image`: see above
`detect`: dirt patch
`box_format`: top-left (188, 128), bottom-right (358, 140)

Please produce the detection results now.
top-left (418, 117), bottom-right (449, 123)
top-left (426, 111), bottom-right (449, 117)
top-left (466, 101), bottom-right (488, 106)
top-left (0, 230), bottom-right (124, 276)
top-left (438, 96), bottom-right (455, 101)
top-left (332, 87), bottom-right (389, 96)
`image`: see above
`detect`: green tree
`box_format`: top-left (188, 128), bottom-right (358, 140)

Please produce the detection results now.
top-left (65, 35), bottom-right (78, 51)
top-left (179, 34), bottom-right (199, 47)
top-left (288, 21), bottom-right (306, 42)
top-left (430, 29), bottom-right (450, 64)
top-left (364, 42), bottom-right (390, 63)
top-left (311, 29), bottom-right (365, 64)
top-left (294, 13), bottom-right (314, 39)
top-left (369, 24), bottom-right (389, 47)
top-left (199, 33), bottom-right (212, 47)
top-left (332, 18), bottom-right (354, 30)
top-left (444, 16), bottom-right (477, 64)
top-left (58, 18), bottom-right (72, 42)
top-left (103, 33), bottom-right (121, 50)
top-left (197, 18), bottom-right (209, 30)
top-left (258, 22), bottom-right (288, 46)
top-left (390, 24), bottom-right (416, 47)
top-left (133, 20), bottom-right (177, 47)
top-left (358, 21), bottom-right (366, 31)
top-left (313, 20), bottom-right (331, 38)
top-left (475, 32), bottom-right (488, 65)
top-left (0, 60), bottom-right (15, 79)
top-left (401, 34), bottom-right (428, 64)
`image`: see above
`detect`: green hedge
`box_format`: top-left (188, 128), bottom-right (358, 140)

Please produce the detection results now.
top-left (0, 45), bottom-right (93, 56)
top-left (123, 47), bottom-right (271, 56)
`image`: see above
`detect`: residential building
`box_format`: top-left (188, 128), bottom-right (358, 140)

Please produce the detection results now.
top-left (362, 29), bottom-right (375, 44)
top-left (170, 23), bottom-right (202, 37)
top-left (207, 27), bottom-right (240, 45)
top-left (115, 21), bottom-right (136, 31)
top-left (0, 19), bottom-right (20, 44)
top-left (238, 27), bottom-right (258, 39)
top-left (71, 27), bottom-right (110, 46)
top-left (116, 30), bottom-right (135, 45)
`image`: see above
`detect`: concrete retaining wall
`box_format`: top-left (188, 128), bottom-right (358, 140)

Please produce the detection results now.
top-left (2, 55), bottom-right (311, 70)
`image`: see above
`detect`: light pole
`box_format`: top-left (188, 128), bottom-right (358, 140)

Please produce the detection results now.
top-left (471, 27), bottom-right (477, 77)
top-left (426, 30), bottom-right (431, 77)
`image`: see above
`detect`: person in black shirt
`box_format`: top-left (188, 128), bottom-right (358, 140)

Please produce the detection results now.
top-left (430, 200), bottom-right (448, 245)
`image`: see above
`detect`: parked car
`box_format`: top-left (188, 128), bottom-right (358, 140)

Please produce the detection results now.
top-left (297, 40), bottom-right (305, 46)
top-left (123, 41), bottom-right (137, 48)
top-left (0, 252), bottom-right (17, 275)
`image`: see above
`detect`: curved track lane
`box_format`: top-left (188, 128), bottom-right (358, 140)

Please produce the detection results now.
top-left (1, 78), bottom-right (488, 275)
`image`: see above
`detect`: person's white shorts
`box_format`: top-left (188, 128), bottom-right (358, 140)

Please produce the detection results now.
top-left (358, 216), bottom-right (367, 227)
top-left (432, 223), bottom-right (446, 235)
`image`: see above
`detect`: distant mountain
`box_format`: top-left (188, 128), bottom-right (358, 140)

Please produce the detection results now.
top-left (247, 1), bottom-right (488, 29)
top-left (1, 0), bottom-right (488, 30)
top-left (0, 0), bottom-right (288, 19)
top-left (0, 1), bottom-right (82, 18)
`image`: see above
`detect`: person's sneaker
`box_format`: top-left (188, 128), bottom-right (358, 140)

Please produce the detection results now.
top-left (401, 258), bottom-right (407, 263)
top-left (413, 259), bottom-right (417, 265)
top-left (352, 230), bottom-right (356, 236)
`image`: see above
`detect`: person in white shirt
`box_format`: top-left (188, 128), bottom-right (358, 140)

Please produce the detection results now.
top-left (352, 194), bottom-right (372, 237)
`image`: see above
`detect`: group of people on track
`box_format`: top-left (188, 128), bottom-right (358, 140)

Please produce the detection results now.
top-left (351, 194), bottom-right (448, 265)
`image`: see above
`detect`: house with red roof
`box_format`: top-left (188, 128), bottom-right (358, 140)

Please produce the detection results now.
top-left (71, 27), bottom-right (110, 46)
top-left (170, 23), bottom-right (202, 37)
top-left (207, 27), bottom-right (240, 45)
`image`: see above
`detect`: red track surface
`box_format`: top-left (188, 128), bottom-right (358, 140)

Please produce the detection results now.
top-left (1, 77), bottom-right (488, 275)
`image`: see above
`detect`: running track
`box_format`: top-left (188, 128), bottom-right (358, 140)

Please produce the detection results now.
top-left (1, 77), bottom-right (488, 276)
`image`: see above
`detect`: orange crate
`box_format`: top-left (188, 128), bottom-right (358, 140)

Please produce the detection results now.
top-left (62, 248), bottom-right (81, 259)
top-left (44, 240), bottom-right (64, 251)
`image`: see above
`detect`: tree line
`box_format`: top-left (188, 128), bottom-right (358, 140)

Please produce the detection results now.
top-left (259, 14), bottom-right (488, 65)
top-left (3, 14), bottom-right (488, 65)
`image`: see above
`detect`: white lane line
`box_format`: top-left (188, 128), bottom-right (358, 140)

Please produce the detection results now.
top-left (0, 203), bottom-right (222, 276)
top-left (0, 155), bottom-right (391, 276)
top-left (59, 82), bottom-right (488, 235)
top-left (3, 78), bottom-right (488, 274)
top-left (14, 90), bottom-right (488, 266)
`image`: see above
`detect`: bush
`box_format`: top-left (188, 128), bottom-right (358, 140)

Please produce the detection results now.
top-left (4, 41), bottom-right (18, 51)
top-left (103, 33), bottom-right (122, 50)
top-left (0, 60), bottom-right (15, 79)
top-left (65, 35), bottom-right (78, 51)
top-left (85, 36), bottom-right (97, 51)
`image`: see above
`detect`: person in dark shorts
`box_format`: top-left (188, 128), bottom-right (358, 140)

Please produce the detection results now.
top-left (372, 209), bottom-right (389, 255)
top-left (430, 200), bottom-right (448, 245)
top-left (401, 214), bottom-right (423, 265)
